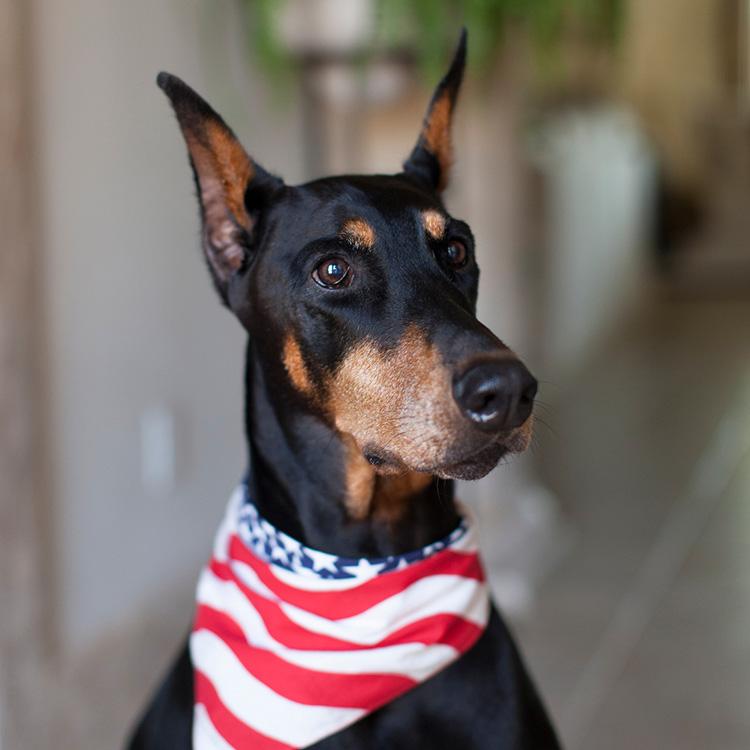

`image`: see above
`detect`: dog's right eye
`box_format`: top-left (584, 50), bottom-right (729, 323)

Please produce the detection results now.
top-left (312, 258), bottom-right (353, 289)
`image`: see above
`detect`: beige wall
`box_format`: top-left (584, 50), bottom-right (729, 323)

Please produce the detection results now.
top-left (31, 0), bottom-right (305, 655)
top-left (623, 0), bottom-right (731, 191)
top-left (1, 0), bottom-right (48, 746)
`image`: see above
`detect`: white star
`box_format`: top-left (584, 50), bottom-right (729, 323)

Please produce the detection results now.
top-left (270, 544), bottom-right (289, 564)
top-left (248, 521), bottom-right (266, 543)
top-left (279, 533), bottom-right (301, 554)
top-left (305, 548), bottom-right (340, 574)
top-left (341, 558), bottom-right (385, 579)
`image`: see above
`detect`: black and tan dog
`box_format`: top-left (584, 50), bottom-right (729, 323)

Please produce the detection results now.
top-left (129, 31), bottom-right (560, 750)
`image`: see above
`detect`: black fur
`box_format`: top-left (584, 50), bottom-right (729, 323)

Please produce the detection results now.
top-left (128, 31), bottom-right (561, 750)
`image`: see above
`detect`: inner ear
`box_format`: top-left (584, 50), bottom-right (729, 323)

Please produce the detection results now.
top-left (157, 72), bottom-right (283, 302)
top-left (403, 29), bottom-right (467, 193)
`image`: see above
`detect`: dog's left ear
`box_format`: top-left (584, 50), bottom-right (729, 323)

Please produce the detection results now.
top-left (403, 28), bottom-right (467, 193)
top-left (157, 72), bottom-right (283, 303)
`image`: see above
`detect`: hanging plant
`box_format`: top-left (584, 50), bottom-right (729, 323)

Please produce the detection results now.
top-left (238, 0), bottom-right (624, 85)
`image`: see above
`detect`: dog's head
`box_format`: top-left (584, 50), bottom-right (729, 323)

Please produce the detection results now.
top-left (158, 31), bottom-right (536, 484)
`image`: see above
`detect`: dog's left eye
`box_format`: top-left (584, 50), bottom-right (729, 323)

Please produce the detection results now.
top-left (313, 258), bottom-right (353, 289)
top-left (444, 240), bottom-right (468, 269)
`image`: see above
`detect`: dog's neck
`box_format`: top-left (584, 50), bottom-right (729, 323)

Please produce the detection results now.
top-left (243, 342), bottom-right (460, 557)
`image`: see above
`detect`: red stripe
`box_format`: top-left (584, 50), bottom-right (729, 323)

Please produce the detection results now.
top-left (194, 670), bottom-right (292, 750)
top-left (208, 559), bottom-right (483, 653)
top-left (377, 610), bottom-right (483, 652)
top-left (229, 534), bottom-right (484, 620)
top-left (195, 605), bottom-right (417, 709)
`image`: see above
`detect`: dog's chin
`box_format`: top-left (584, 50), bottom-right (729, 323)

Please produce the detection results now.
top-left (362, 420), bottom-right (534, 480)
top-left (432, 441), bottom-right (509, 481)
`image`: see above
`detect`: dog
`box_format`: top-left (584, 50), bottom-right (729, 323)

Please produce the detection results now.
top-left (128, 30), bottom-right (561, 750)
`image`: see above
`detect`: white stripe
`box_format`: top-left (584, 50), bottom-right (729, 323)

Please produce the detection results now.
top-left (193, 703), bottom-right (236, 750)
top-left (199, 564), bottom-right (487, 645)
top-left (192, 630), bottom-right (365, 747)
top-left (230, 559), bottom-right (278, 600)
top-left (196, 570), bottom-right (465, 680)
top-left (281, 575), bottom-right (489, 639)
top-left (268, 563), bottom-right (381, 591)
top-left (447, 526), bottom-right (480, 554)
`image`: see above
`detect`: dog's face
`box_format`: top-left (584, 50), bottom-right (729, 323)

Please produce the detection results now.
top-left (158, 32), bottom-right (536, 483)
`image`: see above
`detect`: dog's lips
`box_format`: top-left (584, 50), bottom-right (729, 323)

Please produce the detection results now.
top-left (361, 418), bottom-right (534, 480)
top-left (431, 441), bottom-right (508, 481)
top-left (423, 424), bottom-right (533, 480)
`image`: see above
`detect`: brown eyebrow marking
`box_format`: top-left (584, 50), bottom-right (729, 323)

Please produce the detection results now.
top-left (421, 209), bottom-right (446, 240)
top-left (339, 218), bottom-right (376, 250)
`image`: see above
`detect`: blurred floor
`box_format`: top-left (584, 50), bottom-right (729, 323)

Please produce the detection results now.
top-left (513, 294), bottom-right (750, 750)
top-left (40, 294), bottom-right (750, 749)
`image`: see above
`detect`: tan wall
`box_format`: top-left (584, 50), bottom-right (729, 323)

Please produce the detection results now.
top-left (1, 1), bottom-right (49, 745)
top-left (622, 0), bottom-right (731, 191)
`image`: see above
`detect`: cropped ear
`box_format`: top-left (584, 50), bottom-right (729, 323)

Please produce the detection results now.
top-left (403, 29), bottom-right (467, 193)
top-left (157, 72), bottom-right (283, 302)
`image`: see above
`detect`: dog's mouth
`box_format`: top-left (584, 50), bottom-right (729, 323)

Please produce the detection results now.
top-left (363, 421), bottom-right (533, 481)
top-left (430, 440), bottom-right (509, 480)
top-left (431, 417), bottom-right (535, 478)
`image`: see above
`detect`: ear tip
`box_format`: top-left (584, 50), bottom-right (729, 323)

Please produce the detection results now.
top-left (156, 71), bottom-right (172, 91)
top-left (156, 71), bottom-right (186, 98)
top-left (454, 27), bottom-right (468, 69)
top-left (435, 27), bottom-right (467, 95)
top-left (156, 72), bottom-right (207, 120)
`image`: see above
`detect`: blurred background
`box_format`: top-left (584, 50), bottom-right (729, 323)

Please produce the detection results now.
top-left (2, 1), bottom-right (749, 748)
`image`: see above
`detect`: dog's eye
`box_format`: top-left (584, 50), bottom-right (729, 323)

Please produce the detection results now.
top-left (444, 240), bottom-right (468, 269)
top-left (313, 258), bottom-right (352, 289)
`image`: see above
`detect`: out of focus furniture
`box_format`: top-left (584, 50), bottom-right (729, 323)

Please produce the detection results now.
top-left (529, 106), bottom-right (656, 377)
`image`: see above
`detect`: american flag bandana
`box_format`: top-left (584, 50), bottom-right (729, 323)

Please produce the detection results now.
top-left (191, 483), bottom-right (490, 749)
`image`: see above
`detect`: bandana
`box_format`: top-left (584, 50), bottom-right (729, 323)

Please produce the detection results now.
top-left (191, 483), bottom-right (490, 749)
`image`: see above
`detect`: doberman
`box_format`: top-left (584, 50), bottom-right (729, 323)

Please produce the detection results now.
top-left (128, 30), bottom-right (561, 750)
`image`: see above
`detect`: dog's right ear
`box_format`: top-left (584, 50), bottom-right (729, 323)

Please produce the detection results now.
top-left (403, 29), bottom-right (467, 193)
top-left (157, 72), bottom-right (283, 303)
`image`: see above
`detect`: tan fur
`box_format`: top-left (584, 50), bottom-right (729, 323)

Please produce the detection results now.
top-left (507, 415), bottom-right (534, 454)
top-left (342, 435), bottom-right (432, 523)
top-left (372, 472), bottom-right (433, 523)
top-left (329, 325), bottom-right (457, 472)
top-left (187, 123), bottom-right (254, 229)
top-left (342, 435), bottom-right (377, 518)
top-left (283, 335), bottom-right (313, 396)
top-left (284, 327), bottom-right (472, 520)
top-left (421, 209), bottom-right (446, 240)
top-left (422, 92), bottom-right (453, 192)
top-left (182, 123), bottom-right (255, 279)
top-left (207, 123), bottom-right (254, 228)
top-left (340, 218), bottom-right (376, 250)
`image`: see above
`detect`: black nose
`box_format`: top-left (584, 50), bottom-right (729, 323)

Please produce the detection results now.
top-left (453, 359), bottom-right (537, 431)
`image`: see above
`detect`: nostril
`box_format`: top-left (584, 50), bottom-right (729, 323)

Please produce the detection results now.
top-left (465, 383), bottom-right (501, 423)
top-left (453, 359), bottom-right (536, 432)
top-left (520, 378), bottom-right (538, 408)
top-left (476, 392), bottom-right (496, 414)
